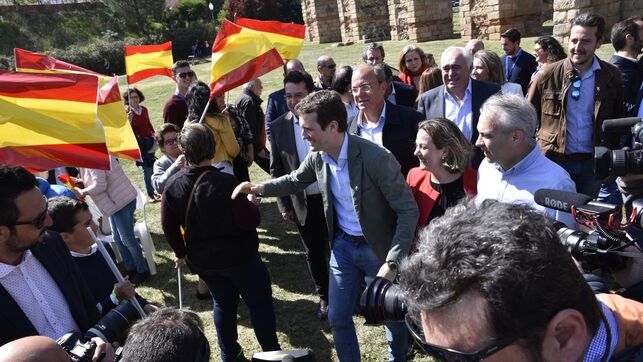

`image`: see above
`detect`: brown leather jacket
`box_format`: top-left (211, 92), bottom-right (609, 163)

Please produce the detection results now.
top-left (528, 58), bottom-right (624, 163)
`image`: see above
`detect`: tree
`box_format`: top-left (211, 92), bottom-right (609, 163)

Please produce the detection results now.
top-left (102, 0), bottom-right (166, 34)
top-left (225, 0), bottom-right (278, 21)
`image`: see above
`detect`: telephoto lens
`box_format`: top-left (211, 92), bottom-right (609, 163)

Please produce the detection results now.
top-left (86, 301), bottom-right (139, 344)
top-left (359, 277), bottom-right (407, 325)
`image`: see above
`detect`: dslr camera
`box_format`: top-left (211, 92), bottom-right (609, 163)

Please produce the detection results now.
top-left (56, 302), bottom-right (139, 361)
top-left (593, 117), bottom-right (643, 179)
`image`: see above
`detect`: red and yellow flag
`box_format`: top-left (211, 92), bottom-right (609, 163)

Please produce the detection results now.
top-left (210, 20), bottom-right (284, 98)
top-left (14, 48), bottom-right (142, 161)
top-left (235, 18), bottom-right (305, 60)
top-left (124, 42), bottom-right (174, 84)
top-left (0, 71), bottom-right (110, 171)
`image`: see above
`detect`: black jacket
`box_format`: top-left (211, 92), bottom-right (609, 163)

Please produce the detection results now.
top-left (610, 54), bottom-right (642, 116)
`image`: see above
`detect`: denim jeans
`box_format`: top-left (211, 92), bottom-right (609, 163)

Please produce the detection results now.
top-left (200, 254), bottom-right (280, 361)
top-left (561, 159), bottom-right (602, 198)
top-left (329, 230), bottom-right (408, 362)
top-left (109, 199), bottom-right (148, 273)
top-left (141, 166), bottom-right (154, 196)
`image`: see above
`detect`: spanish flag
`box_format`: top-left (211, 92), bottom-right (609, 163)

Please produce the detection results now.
top-left (124, 42), bottom-right (174, 84)
top-left (235, 18), bottom-right (306, 60)
top-left (0, 71), bottom-right (110, 171)
top-left (210, 20), bottom-right (284, 98)
top-left (14, 48), bottom-right (142, 162)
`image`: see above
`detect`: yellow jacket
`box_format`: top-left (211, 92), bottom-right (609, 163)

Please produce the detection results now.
top-left (203, 114), bottom-right (240, 163)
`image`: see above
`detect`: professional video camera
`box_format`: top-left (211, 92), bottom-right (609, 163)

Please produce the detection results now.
top-left (534, 189), bottom-right (643, 273)
top-left (56, 302), bottom-right (139, 361)
top-left (593, 117), bottom-right (643, 179)
top-left (359, 277), bottom-right (407, 325)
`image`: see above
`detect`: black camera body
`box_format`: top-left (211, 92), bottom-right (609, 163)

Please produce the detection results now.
top-left (56, 301), bottom-right (139, 361)
top-left (593, 117), bottom-right (643, 179)
top-left (359, 277), bottom-right (407, 325)
top-left (555, 227), bottom-right (629, 273)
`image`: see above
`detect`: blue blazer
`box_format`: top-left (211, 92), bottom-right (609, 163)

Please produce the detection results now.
top-left (265, 88), bottom-right (288, 141)
top-left (0, 231), bottom-right (99, 346)
top-left (392, 81), bottom-right (418, 108)
top-left (417, 78), bottom-right (500, 168)
top-left (348, 101), bottom-right (423, 176)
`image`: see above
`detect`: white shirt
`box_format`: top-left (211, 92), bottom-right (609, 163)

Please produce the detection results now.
top-left (292, 114), bottom-right (321, 195)
top-left (444, 81), bottom-right (473, 140)
top-left (357, 103), bottom-right (386, 146)
top-left (321, 133), bottom-right (362, 236)
top-left (476, 145), bottom-right (577, 227)
top-left (387, 83), bottom-right (397, 105)
top-left (0, 250), bottom-right (78, 339)
top-left (501, 82), bottom-right (523, 96)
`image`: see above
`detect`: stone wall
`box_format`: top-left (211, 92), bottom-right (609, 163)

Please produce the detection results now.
top-left (338, 0), bottom-right (392, 43)
top-left (302, 0), bottom-right (342, 44)
top-left (460, 0), bottom-right (543, 41)
top-left (389, 0), bottom-right (454, 42)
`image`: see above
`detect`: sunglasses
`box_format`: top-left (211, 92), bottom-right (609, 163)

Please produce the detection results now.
top-left (327, 64), bottom-right (336, 69)
top-left (405, 315), bottom-right (515, 362)
top-left (13, 196), bottom-right (49, 229)
top-left (571, 79), bottom-right (582, 101)
top-left (177, 71), bottom-right (196, 79)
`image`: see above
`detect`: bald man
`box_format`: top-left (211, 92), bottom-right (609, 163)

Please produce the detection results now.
top-left (315, 55), bottom-right (336, 90)
top-left (465, 39), bottom-right (485, 55)
top-left (0, 336), bottom-right (71, 362)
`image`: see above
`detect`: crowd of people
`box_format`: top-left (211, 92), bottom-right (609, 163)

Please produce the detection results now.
top-left (0, 10), bottom-right (642, 362)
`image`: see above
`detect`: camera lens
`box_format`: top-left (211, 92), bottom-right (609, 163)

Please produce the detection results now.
top-left (86, 302), bottom-right (139, 343)
top-left (360, 277), bottom-right (407, 325)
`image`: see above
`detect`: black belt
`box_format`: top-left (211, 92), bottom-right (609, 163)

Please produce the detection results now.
top-left (339, 230), bottom-right (366, 243)
top-left (564, 153), bottom-right (592, 161)
top-left (307, 193), bottom-right (322, 200)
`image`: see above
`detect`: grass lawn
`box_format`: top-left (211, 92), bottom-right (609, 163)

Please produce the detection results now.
top-left (117, 31), bottom-right (613, 361)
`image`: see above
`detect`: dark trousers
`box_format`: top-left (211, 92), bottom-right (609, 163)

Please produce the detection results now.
top-left (295, 194), bottom-right (330, 302)
top-left (233, 156), bottom-right (250, 182)
top-left (200, 254), bottom-right (280, 361)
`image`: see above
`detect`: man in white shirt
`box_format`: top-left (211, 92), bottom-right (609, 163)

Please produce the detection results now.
top-left (0, 165), bottom-right (113, 361)
top-left (475, 94), bottom-right (577, 227)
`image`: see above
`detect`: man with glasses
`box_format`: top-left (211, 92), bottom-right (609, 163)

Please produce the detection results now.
top-left (266, 59), bottom-right (306, 141)
top-left (417, 46), bottom-right (500, 169)
top-left (0, 165), bottom-right (114, 361)
top-left (315, 55), bottom-right (336, 90)
top-left (269, 71), bottom-right (330, 320)
top-left (163, 60), bottom-right (197, 128)
top-left (398, 200), bottom-right (643, 362)
top-left (529, 12), bottom-right (624, 197)
top-left (348, 64), bottom-right (423, 176)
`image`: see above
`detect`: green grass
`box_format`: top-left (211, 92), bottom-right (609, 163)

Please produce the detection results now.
top-left (117, 35), bottom-right (613, 361)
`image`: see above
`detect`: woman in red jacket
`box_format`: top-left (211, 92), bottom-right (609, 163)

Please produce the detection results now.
top-left (406, 118), bottom-right (477, 235)
top-left (398, 45), bottom-right (436, 91)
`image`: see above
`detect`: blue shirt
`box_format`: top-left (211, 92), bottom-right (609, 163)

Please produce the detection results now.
top-left (583, 301), bottom-right (618, 362)
top-left (476, 145), bottom-right (577, 227)
top-left (321, 133), bottom-right (362, 236)
top-left (565, 56), bottom-right (601, 154)
top-left (444, 81), bottom-right (473, 141)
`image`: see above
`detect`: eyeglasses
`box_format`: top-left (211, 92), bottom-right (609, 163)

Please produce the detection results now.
top-left (177, 71), bottom-right (196, 79)
top-left (404, 315), bottom-right (515, 362)
top-left (163, 137), bottom-right (178, 146)
top-left (12, 196), bottom-right (49, 229)
top-left (326, 64), bottom-right (336, 69)
top-left (350, 82), bottom-right (378, 95)
top-left (571, 79), bottom-right (582, 101)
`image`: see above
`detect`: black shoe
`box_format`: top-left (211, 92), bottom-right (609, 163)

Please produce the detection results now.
top-left (196, 290), bottom-right (211, 300)
top-left (132, 270), bottom-right (150, 285)
top-left (317, 299), bottom-right (328, 320)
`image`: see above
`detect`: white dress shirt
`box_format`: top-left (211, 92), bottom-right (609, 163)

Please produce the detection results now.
top-left (356, 103), bottom-right (386, 146)
top-left (0, 250), bottom-right (78, 339)
top-left (444, 81), bottom-right (473, 141)
top-left (292, 114), bottom-right (321, 195)
top-left (476, 145), bottom-right (577, 227)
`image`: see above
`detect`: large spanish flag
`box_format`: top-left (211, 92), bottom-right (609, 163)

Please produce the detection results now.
top-left (210, 20), bottom-right (284, 98)
top-left (235, 18), bottom-right (305, 60)
top-left (124, 42), bottom-right (174, 84)
top-left (0, 71), bottom-right (110, 171)
top-left (14, 48), bottom-right (142, 161)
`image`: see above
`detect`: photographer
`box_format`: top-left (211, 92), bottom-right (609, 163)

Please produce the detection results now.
top-left (0, 165), bottom-right (114, 361)
top-left (399, 200), bottom-right (643, 361)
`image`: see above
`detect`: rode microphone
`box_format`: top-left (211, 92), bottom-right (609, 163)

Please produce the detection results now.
top-left (534, 189), bottom-right (593, 213)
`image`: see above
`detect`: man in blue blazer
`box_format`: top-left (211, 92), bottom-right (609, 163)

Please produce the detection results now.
top-left (233, 90), bottom-right (419, 362)
top-left (417, 47), bottom-right (500, 168)
top-left (265, 59), bottom-right (306, 141)
top-left (0, 166), bottom-right (112, 360)
top-left (349, 64), bottom-right (423, 176)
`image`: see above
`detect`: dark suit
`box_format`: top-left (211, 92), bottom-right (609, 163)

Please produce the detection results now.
top-left (610, 54), bottom-right (642, 116)
top-left (501, 49), bottom-right (537, 95)
top-left (391, 81), bottom-right (418, 108)
top-left (265, 88), bottom-right (288, 141)
top-left (0, 231), bottom-right (99, 346)
top-left (417, 78), bottom-right (501, 168)
top-left (348, 101), bottom-right (423, 176)
top-left (235, 88), bottom-right (270, 173)
top-left (269, 111), bottom-right (329, 301)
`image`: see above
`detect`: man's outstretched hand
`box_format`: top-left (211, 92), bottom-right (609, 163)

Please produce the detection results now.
top-left (231, 182), bottom-right (264, 199)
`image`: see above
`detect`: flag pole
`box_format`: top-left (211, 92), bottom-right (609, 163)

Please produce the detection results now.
top-left (198, 100), bottom-right (210, 124)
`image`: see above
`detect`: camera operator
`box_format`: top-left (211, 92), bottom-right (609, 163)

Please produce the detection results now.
top-left (398, 200), bottom-right (643, 361)
top-left (120, 307), bottom-right (209, 362)
top-left (0, 165), bottom-right (114, 361)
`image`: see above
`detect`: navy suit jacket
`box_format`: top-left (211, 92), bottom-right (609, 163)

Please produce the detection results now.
top-left (610, 54), bottom-right (642, 116)
top-left (501, 49), bottom-right (537, 95)
top-left (265, 88), bottom-right (288, 141)
top-left (0, 231), bottom-right (100, 346)
top-left (348, 101), bottom-right (423, 176)
top-left (416, 78), bottom-right (500, 168)
top-left (392, 81), bottom-right (418, 108)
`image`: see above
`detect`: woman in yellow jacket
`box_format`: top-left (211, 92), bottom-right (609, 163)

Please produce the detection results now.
top-left (186, 81), bottom-right (240, 175)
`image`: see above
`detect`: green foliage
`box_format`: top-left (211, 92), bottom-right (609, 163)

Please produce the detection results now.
top-left (225, 0), bottom-right (302, 23)
top-left (162, 22), bottom-right (218, 60)
top-left (102, 0), bottom-right (166, 35)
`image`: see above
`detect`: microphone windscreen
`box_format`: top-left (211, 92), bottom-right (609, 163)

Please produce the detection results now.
top-left (534, 189), bottom-right (593, 212)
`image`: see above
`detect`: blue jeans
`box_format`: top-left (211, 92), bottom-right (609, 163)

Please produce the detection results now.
top-left (109, 199), bottom-right (148, 273)
top-left (200, 255), bottom-right (280, 361)
top-left (561, 159), bottom-right (602, 198)
top-left (142, 165), bottom-right (154, 196)
top-left (329, 231), bottom-right (408, 362)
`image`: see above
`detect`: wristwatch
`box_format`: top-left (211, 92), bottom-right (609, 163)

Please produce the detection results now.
top-left (386, 260), bottom-right (398, 271)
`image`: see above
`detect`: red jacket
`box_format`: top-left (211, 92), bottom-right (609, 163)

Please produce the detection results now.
top-left (406, 167), bottom-right (477, 230)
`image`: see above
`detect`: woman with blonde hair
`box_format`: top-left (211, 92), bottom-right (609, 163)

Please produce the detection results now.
top-left (471, 49), bottom-right (522, 95)
top-left (406, 118), bottom-right (477, 233)
top-left (398, 45), bottom-right (435, 91)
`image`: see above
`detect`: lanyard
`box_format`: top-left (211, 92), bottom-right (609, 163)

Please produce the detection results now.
top-left (505, 48), bottom-right (523, 80)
